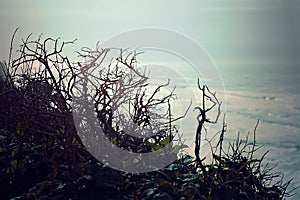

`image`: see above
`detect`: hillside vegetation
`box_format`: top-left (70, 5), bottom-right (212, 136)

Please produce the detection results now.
top-left (0, 32), bottom-right (294, 199)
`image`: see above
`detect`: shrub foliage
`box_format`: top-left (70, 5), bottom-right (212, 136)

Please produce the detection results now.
top-left (0, 32), bottom-right (294, 199)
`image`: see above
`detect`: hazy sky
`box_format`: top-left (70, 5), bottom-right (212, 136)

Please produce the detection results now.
top-left (0, 0), bottom-right (299, 84)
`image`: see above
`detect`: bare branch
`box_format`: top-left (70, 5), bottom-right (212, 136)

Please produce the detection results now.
top-left (194, 79), bottom-right (222, 171)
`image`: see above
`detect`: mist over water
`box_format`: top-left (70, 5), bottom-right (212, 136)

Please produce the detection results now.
top-left (218, 64), bottom-right (300, 198)
top-left (160, 62), bottom-right (300, 198)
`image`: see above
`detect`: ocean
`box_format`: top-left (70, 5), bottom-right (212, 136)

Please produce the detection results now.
top-left (146, 61), bottom-right (300, 198)
top-left (212, 64), bottom-right (300, 198)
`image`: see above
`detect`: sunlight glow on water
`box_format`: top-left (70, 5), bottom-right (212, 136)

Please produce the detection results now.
top-left (161, 63), bottom-right (300, 197)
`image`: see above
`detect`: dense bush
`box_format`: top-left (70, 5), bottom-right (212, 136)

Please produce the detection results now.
top-left (0, 32), bottom-right (294, 199)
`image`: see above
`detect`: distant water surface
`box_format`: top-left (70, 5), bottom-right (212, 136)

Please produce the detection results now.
top-left (218, 64), bottom-right (300, 198)
top-left (147, 62), bottom-right (300, 198)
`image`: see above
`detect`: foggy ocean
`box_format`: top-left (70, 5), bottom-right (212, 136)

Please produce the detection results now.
top-left (146, 61), bottom-right (300, 198)
top-left (213, 64), bottom-right (300, 198)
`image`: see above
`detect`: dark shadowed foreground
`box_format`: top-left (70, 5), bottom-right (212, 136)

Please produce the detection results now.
top-left (0, 33), bottom-right (295, 199)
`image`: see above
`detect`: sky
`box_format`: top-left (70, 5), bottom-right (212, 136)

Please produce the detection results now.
top-left (0, 0), bottom-right (299, 91)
